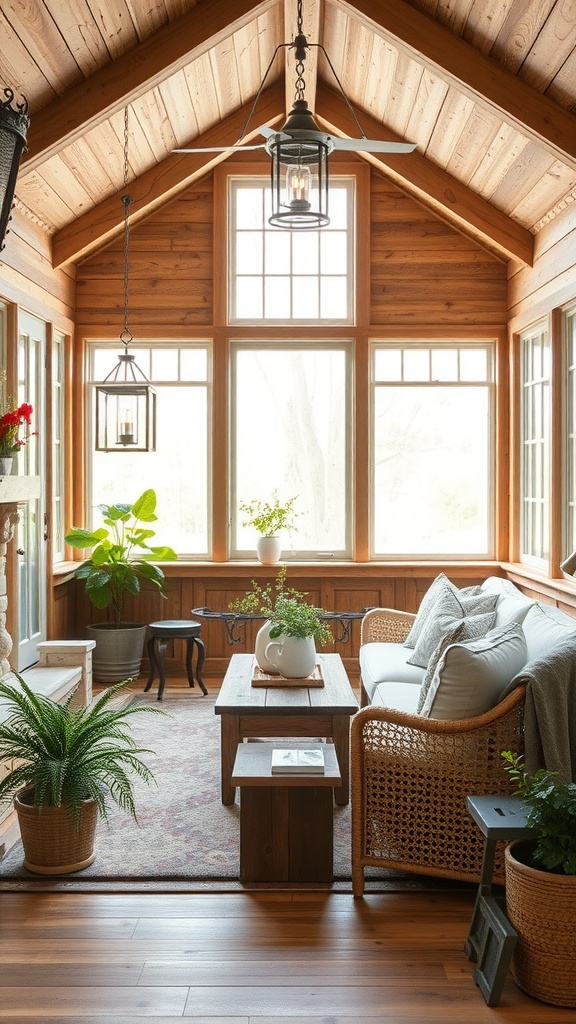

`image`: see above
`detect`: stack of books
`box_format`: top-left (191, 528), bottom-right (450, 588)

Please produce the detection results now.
top-left (271, 748), bottom-right (325, 774)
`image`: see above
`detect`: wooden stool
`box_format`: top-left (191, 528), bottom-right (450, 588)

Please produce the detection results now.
top-left (144, 619), bottom-right (207, 701)
top-left (231, 741), bottom-right (342, 883)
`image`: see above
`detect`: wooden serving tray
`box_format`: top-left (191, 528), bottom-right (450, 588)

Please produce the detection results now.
top-left (251, 662), bottom-right (324, 687)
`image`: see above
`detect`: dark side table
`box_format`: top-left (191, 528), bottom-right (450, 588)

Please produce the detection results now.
top-left (465, 794), bottom-right (535, 1007)
top-left (144, 619), bottom-right (207, 701)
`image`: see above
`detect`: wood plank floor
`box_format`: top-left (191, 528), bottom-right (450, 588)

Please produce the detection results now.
top-left (1, 889), bottom-right (576, 1021)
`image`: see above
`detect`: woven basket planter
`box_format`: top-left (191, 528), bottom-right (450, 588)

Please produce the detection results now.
top-left (505, 841), bottom-right (576, 1007)
top-left (15, 790), bottom-right (98, 875)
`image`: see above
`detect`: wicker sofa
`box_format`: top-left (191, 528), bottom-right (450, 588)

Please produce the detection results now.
top-left (351, 575), bottom-right (576, 895)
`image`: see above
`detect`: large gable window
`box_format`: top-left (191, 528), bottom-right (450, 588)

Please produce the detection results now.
top-left (228, 177), bottom-right (355, 324)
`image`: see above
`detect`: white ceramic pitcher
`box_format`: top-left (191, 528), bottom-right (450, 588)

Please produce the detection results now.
top-left (264, 635), bottom-right (316, 678)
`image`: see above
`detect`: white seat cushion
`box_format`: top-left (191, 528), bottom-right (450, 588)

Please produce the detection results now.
top-left (360, 641), bottom-right (424, 700)
top-left (371, 681), bottom-right (421, 714)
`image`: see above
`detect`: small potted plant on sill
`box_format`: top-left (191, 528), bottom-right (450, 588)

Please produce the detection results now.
top-left (65, 489), bottom-right (177, 683)
top-left (239, 492), bottom-right (299, 564)
top-left (0, 676), bottom-right (162, 874)
top-left (501, 750), bottom-right (576, 1007)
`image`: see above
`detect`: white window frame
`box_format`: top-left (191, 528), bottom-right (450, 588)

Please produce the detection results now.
top-left (519, 320), bottom-right (550, 566)
top-left (370, 340), bottom-right (497, 559)
top-left (228, 176), bottom-right (356, 326)
top-left (51, 329), bottom-right (66, 563)
top-left (563, 302), bottom-right (576, 559)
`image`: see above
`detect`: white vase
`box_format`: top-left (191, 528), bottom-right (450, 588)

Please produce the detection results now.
top-left (264, 635), bottom-right (317, 678)
top-left (0, 457), bottom-right (13, 476)
top-left (256, 536), bottom-right (282, 564)
top-left (254, 620), bottom-right (279, 674)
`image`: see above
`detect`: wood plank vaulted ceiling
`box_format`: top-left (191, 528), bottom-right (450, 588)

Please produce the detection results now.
top-left (1, 0), bottom-right (576, 269)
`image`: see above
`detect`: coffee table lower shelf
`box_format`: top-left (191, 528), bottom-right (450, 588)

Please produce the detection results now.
top-left (231, 742), bottom-right (341, 883)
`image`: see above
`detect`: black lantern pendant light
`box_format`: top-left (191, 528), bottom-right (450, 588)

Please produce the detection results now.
top-left (0, 88), bottom-right (29, 252)
top-left (267, 12), bottom-right (329, 230)
top-left (95, 108), bottom-right (156, 453)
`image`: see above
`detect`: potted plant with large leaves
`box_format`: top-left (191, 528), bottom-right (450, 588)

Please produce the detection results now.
top-left (65, 489), bottom-right (177, 682)
top-left (0, 677), bottom-right (161, 874)
top-left (501, 750), bottom-right (576, 1007)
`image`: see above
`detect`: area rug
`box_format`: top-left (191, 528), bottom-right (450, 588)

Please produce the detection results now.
top-left (0, 694), bottom-right (465, 891)
top-left (0, 694), bottom-right (359, 883)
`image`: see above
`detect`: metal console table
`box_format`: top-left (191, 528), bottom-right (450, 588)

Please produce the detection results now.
top-left (191, 607), bottom-right (369, 645)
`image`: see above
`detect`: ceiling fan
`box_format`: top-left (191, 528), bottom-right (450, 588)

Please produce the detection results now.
top-left (174, 0), bottom-right (416, 227)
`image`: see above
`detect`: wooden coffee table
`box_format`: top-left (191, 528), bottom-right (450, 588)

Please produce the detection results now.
top-left (215, 652), bottom-right (359, 806)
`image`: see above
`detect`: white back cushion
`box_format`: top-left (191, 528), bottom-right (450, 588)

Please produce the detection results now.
top-left (480, 576), bottom-right (534, 628)
top-left (521, 603), bottom-right (576, 662)
top-left (420, 622), bottom-right (527, 721)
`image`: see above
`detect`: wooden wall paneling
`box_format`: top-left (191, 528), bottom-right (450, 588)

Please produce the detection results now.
top-left (507, 202), bottom-right (576, 331)
top-left (369, 174), bottom-right (508, 326)
top-left (0, 211), bottom-right (75, 329)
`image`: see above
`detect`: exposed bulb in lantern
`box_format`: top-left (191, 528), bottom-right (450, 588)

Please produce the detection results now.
top-left (285, 163), bottom-right (311, 211)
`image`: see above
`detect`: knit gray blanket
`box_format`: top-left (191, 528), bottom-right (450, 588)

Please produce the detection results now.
top-left (510, 637), bottom-right (576, 782)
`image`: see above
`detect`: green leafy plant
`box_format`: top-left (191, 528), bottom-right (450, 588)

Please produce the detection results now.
top-left (269, 596), bottom-right (333, 646)
top-left (0, 677), bottom-right (163, 825)
top-left (502, 750), bottom-right (576, 875)
top-left (228, 565), bottom-right (302, 615)
top-left (65, 489), bottom-right (177, 623)
top-left (240, 492), bottom-right (299, 537)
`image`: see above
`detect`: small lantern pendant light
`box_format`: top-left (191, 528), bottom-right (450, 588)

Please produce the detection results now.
top-left (267, 1), bottom-right (329, 229)
top-left (95, 108), bottom-right (156, 453)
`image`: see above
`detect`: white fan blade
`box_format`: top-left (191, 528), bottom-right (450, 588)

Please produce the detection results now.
top-left (173, 144), bottom-right (266, 153)
top-left (330, 137), bottom-right (416, 153)
top-left (257, 124), bottom-right (291, 141)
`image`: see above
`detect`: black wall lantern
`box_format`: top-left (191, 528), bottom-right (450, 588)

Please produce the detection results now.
top-left (0, 88), bottom-right (29, 253)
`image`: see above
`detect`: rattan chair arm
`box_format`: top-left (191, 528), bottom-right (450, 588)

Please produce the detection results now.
top-left (360, 608), bottom-right (416, 645)
top-left (351, 684), bottom-right (526, 741)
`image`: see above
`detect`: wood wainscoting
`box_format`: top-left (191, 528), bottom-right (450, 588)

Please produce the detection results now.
top-left (51, 562), bottom-right (576, 686)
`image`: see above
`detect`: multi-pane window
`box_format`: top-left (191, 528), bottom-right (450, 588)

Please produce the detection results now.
top-left (228, 177), bottom-right (355, 324)
top-left (230, 342), bottom-right (352, 558)
top-left (371, 343), bottom-right (495, 557)
top-left (52, 331), bottom-right (65, 562)
top-left (520, 322), bottom-right (550, 563)
top-left (86, 343), bottom-right (210, 556)
top-left (565, 305), bottom-right (576, 557)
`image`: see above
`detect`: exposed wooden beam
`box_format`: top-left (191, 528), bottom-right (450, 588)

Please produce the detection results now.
top-left (343, 0), bottom-right (576, 170)
top-left (283, 0), bottom-right (321, 116)
top-left (52, 84), bottom-right (284, 269)
top-left (21, 0), bottom-right (278, 174)
top-left (316, 83), bottom-right (534, 265)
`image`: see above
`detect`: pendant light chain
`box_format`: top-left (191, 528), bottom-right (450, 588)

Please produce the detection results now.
top-left (121, 106), bottom-right (133, 347)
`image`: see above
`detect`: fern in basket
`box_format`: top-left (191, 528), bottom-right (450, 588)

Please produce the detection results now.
top-left (0, 677), bottom-right (164, 825)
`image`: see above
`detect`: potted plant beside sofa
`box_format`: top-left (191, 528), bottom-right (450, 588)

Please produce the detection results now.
top-left (65, 489), bottom-right (177, 682)
top-left (0, 676), bottom-right (161, 874)
top-left (502, 750), bottom-right (576, 1007)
